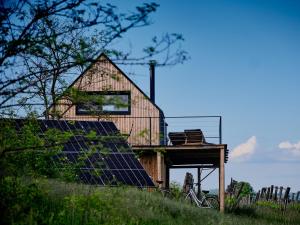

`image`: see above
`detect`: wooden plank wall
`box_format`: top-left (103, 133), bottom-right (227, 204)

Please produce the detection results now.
top-left (56, 56), bottom-right (161, 146)
top-left (139, 154), bottom-right (158, 182)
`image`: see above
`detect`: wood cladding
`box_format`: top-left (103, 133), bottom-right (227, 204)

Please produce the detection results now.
top-left (56, 55), bottom-right (162, 146)
top-left (139, 154), bottom-right (158, 182)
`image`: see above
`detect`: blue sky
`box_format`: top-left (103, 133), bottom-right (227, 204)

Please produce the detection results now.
top-left (108, 0), bottom-right (300, 191)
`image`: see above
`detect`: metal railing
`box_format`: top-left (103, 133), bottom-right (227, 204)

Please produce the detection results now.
top-left (113, 115), bottom-right (222, 146)
top-left (61, 115), bottom-right (222, 146)
top-left (164, 116), bottom-right (222, 145)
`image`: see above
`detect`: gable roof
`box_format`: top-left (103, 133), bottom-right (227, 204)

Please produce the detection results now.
top-left (65, 53), bottom-right (164, 115)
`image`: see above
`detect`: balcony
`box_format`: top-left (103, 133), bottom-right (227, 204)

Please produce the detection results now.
top-left (113, 115), bottom-right (223, 147)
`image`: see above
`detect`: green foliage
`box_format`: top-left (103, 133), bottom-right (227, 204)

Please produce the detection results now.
top-left (0, 118), bottom-right (116, 182)
top-left (225, 196), bottom-right (239, 212)
top-left (290, 202), bottom-right (300, 212)
top-left (237, 181), bottom-right (254, 197)
top-left (225, 181), bottom-right (254, 213)
top-left (110, 73), bottom-right (120, 81)
top-left (169, 181), bottom-right (183, 200)
top-left (0, 118), bottom-right (75, 180)
top-left (231, 202), bottom-right (300, 225)
top-left (0, 119), bottom-right (60, 178)
top-left (2, 178), bottom-right (300, 225)
top-left (0, 120), bottom-right (20, 154)
top-left (256, 200), bottom-right (281, 209)
top-left (0, 177), bottom-right (49, 225)
top-left (137, 128), bottom-right (150, 138)
top-left (153, 147), bottom-right (166, 154)
top-left (1, 0), bottom-right (188, 119)
top-left (86, 130), bottom-right (97, 140)
top-left (44, 128), bottom-right (73, 146)
top-left (0, 119), bottom-right (44, 154)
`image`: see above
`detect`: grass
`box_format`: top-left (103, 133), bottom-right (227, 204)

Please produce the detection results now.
top-left (232, 201), bottom-right (300, 225)
top-left (1, 177), bottom-right (300, 225)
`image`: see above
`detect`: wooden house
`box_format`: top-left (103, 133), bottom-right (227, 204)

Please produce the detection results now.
top-left (52, 53), bottom-right (228, 212)
top-left (53, 53), bottom-right (167, 185)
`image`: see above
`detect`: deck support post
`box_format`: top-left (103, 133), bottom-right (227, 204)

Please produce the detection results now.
top-left (197, 167), bottom-right (201, 199)
top-left (157, 152), bottom-right (162, 187)
top-left (219, 147), bottom-right (225, 213)
top-left (166, 165), bottom-right (170, 189)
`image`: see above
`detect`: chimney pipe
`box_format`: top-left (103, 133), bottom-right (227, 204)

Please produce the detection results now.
top-left (149, 60), bottom-right (156, 103)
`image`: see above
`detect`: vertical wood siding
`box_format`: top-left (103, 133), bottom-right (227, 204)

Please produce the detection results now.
top-left (139, 154), bottom-right (158, 182)
top-left (56, 55), bottom-right (161, 146)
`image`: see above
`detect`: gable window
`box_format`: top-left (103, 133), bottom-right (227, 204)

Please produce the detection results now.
top-left (76, 91), bottom-right (131, 115)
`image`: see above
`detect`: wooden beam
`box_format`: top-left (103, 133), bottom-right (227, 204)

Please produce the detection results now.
top-left (157, 152), bottom-right (162, 187)
top-left (219, 147), bottom-right (225, 213)
top-left (169, 164), bottom-right (217, 169)
top-left (133, 144), bottom-right (227, 151)
top-left (166, 166), bottom-right (170, 189)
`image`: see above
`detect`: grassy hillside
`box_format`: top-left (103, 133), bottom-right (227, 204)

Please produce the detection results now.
top-left (1, 177), bottom-right (299, 225)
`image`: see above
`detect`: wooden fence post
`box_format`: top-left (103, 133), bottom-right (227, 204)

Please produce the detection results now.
top-left (284, 187), bottom-right (290, 201)
top-left (292, 193), bottom-right (295, 202)
top-left (236, 182), bottom-right (245, 198)
top-left (270, 185), bottom-right (274, 200)
top-left (255, 186), bottom-right (299, 208)
top-left (296, 191), bottom-right (300, 202)
top-left (283, 187), bottom-right (291, 210)
top-left (248, 194), bottom-right (251, 204)
top-left (279, 186), bottom-right (283, 200)
top-left (264, 188), bottom-right (267, 199)
top-left (259, 188), bottom-right (262, 200)
top-left (261, 187), bottom-right (265, 200)
top-left (266, 187), bottom-right (270, 201)
top-left (274, 186), bottom-right (278, 201)
top-left (255, 190), bottom-right (260, 202)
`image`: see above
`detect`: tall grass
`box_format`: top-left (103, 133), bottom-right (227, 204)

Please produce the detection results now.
top-left (1, 177), bottom-right (299, 225)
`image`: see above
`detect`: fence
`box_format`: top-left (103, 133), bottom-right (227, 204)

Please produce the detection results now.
top-left (226, 179), bottom-right (300, 210)
top-left (254, 186), bottom-right (300, 205)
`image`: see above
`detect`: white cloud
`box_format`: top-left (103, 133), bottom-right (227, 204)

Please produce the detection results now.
top-left (229, 136), bottom-right (256, 161)
top-left (278, 140), bottom-right (300, 156)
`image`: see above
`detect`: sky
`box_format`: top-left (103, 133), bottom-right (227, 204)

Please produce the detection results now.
top-left (106, 0), bottom-right (300, 192)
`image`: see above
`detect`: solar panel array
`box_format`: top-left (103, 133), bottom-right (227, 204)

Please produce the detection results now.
top-left (14, 119), bottom-right (155, 187)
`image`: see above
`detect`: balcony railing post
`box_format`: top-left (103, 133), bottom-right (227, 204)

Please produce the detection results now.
top-left (149, 117), bottom-right (152, 146)
top-left (219, 116), bottom-right (222, 144)
top-left (163, 117), bottom-right (167, 145)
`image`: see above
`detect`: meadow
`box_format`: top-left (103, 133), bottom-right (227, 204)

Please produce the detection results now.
top-left (1, 177), bottom-right (299, 225)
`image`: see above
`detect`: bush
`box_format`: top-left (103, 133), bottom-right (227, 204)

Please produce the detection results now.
top-left (0, 177), bottom-right (50, 224)
top-left (169, 181), bottom-right (182, 200)
top-left (225, 196), bottom-right (239, 213)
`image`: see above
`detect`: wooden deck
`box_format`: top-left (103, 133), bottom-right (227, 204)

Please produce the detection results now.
top-left (133, 144), bottom-right (228, 212)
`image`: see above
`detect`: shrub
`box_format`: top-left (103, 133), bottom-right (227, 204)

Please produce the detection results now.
top-left (169, 181), bottom-right (182, 200)
top-left (0, 177), bottom-right (49, 224)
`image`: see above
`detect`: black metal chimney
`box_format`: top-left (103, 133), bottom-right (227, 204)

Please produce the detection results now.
top-left (149, 60), bottom-right (156, 103)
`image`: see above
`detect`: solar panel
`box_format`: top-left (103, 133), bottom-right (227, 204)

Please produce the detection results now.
top-left (8, 119), bottom-right (155, 187)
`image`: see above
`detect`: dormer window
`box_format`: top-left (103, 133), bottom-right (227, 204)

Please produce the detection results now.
top-left (76, 91), bottom-right (131, 115)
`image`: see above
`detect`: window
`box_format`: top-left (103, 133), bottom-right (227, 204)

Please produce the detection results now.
top-left (76, 91), bottom-right (131, 115)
